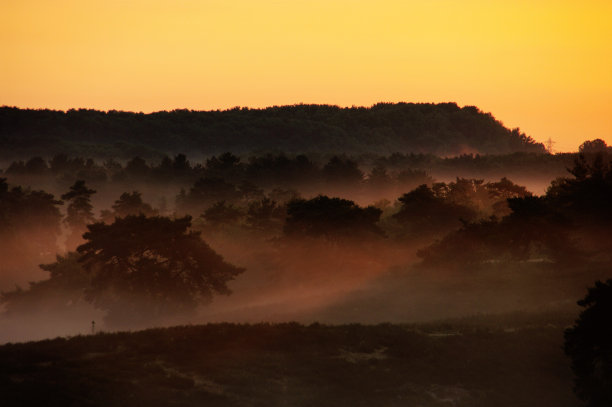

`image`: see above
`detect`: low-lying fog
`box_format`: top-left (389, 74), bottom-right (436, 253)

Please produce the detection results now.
top-left (1, 155), bottom-right (606, 344)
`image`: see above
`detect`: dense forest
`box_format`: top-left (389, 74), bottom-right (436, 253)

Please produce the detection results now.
top-left (0, 103), bottom-right (546, 159)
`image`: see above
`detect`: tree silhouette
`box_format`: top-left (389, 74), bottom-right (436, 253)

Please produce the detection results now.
top-left (284, 195), bottom-right (382, 241)
top-left (112, 191), bottom-right (155, 217)
top-left (246, 197), bottom-right (285, 231)
top-left (202, 201), bottom-right (243, 227)
top-left (0, 253), bottom-right (90, 316)
top-left (24, 156), bottom-right (48, 175)
top-left (177, 177), bottom-right (241, 214)
top-left (244, 154), bottom-right (319, 187)
top-left (205, 152), bottom-right (243, 181)
top-left (579, 139), bottom-right (610, 154)
top-left (172, 153), bottom-right (191, 177)
top-left (546, 153), bottom-right (612, 225)
top-left (485, 177), bottom-right (531, 217)
top-left (61, 180), bottom-right (96, 249)
top-left (0, 178), bottom-right (63, 259)
top-left (124, 156), bottom-right (150, 179)
top-left (393, 184), bottom-right (477, 239)
top-left (366, 163), bottom-right (391, 188)
top-left (322, 156), bottom-right (364, 185)
top-left (565, 279), bottom-right (612, 406)
top-left (77, 215), bottom-right (244, 326)
top-left (100, 191), bottom-right (157, 223)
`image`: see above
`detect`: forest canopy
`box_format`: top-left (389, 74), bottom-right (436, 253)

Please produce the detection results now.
top-left (0, 103), bottom-right (545, 159)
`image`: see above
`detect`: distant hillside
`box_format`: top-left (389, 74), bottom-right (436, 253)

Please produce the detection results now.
top-left (0, 319), bottom-right (576, 407)
top-left (0, 103), bottom-right (545, 160)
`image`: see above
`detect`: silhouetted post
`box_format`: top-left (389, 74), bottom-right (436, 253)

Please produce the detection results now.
top-left (91, 320), bottom-right (95, 335)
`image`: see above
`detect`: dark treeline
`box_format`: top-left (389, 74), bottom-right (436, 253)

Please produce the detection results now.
top-left (0, 167), bottom-right (523, 260)
top-left (0, 103), bottom-right (545, 159)
top-left (0, 150), bottom-right (581, 191)
top-left (0, 149), bottom-right (545, 261)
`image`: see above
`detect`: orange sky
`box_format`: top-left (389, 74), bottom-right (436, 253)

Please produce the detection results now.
top-left (1, 0), bottom-right (611, 152)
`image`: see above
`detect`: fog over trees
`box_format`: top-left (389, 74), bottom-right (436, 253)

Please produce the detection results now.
top-left (0, 107), bottom-right (610, 405)
top-left (2, 148), bottom-right (610, 327)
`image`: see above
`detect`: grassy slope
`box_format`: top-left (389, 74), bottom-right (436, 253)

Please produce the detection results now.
top-left (1, 318), bottom-right (578, 407)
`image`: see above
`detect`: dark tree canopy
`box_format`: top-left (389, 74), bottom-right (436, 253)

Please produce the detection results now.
top-left (177, 177), bottom-right (241, 214)
top-left (0, 253), bottom-right (90, 316)
top-left (124, 156), bottom-right (150, 179)
top-left (61, 180), bottom-right (96, 249)
top-left (565, 279), bottom-right (612, 406)
top-left (202, 201), bottom-right (243, 227)
top-left (393, 184), bottom-right (477, 238)
top-left (244, 154), bottom-right (318, 187)
top-left (77, 215), bottom-right (244, 326)
top-left (284, 195), bottom-right (383, 241)
top-left (0, 178), bottom-right (63, 261)
top-left (415, 157), bottom-right (612, 268)
top-left (547, 153), bottom-right (612, 224)
top-left (0, 178), bottom-right (63, 236)
top-left (100, 191), bottom-right (157, 223)
top-left (112, 191), bottom-right (155, 217)
top-left (246, 198), bottom-right (285, 231)
top-left (322, 156), bottom-right (364, 185)
top-left (204, 152), bottom-right (242, 181)
top-left (579, 139), bottom-right (610, 154)
top-left (367, 163), bottom-right (392, 186)
top-left (0, 103), bottom-right (546, 160)
top-left (61, 180), bottom-right (96, 229)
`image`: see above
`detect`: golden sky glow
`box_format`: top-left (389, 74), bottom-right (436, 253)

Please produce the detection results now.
top-left (1, 0), bottom-right (611, 152)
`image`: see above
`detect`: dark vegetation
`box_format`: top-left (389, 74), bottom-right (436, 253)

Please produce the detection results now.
top-left (0, 178), bottom-right (63, 287)
top-left (0, 319), bottom-right (577, 407)
top-left (283, 196), bottom-right (383, 241)
top-left (1, 150), bottom-right (580, 199)
top-left (0, 109), bottom-right (611, 405)
top-left (565, 280), bottom-right (612, 407)
top-left (417, 152), bottom-right (612, 268)
top-left (0, 103), bottom-right (546, 159)
top-left (78, 216), bottom-right (244, 327)
top-left (1, 149), bottom-right (611, 326)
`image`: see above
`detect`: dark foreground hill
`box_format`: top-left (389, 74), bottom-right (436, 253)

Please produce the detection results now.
top-left (1, 317), bottom-right (577, 407)
top-left (0, 103), bottom-right (545, 160)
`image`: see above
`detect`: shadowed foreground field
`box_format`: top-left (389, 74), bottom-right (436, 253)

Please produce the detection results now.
top-left (1, 316), bottom-right (578, 407)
